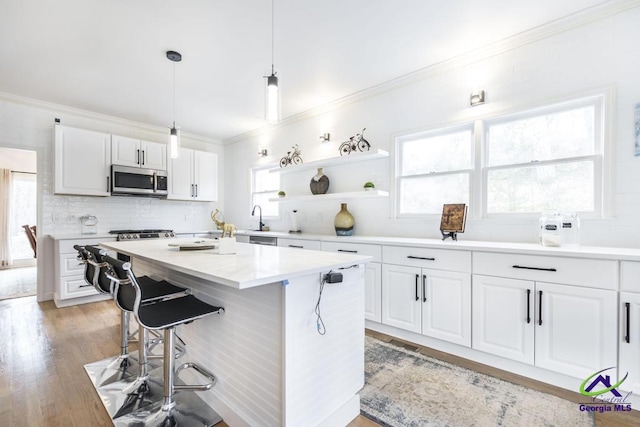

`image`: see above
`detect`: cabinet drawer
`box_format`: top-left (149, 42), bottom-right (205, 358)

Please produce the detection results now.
top-left (383, 245), bottom-right (471, 273)
top-left (621, 261), bottom-right (640, 293)
top-left (57, 237), bottom-right (116, 254)
top-left (473, 252), bottom-right (617, 290)
top-left (321, 242), bottom-right (381, 262)
top-left (59, 253), bottom-right (86, 276)
top-left (61, 275), bottom-right (99, 299)
top-left (278, 238), bottom-right (321, 251)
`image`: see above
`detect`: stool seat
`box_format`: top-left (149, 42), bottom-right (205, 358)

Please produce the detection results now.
top-left (139, 295), bottom-right (224, 329)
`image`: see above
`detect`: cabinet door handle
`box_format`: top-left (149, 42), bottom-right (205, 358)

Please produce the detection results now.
top-left (408, 255), bottom-right (435, 261)
top-left (526, 289), bottom-right (531, 324)
top-left (107, 176), bottom-right (110, 192)
top-left (137, 149), bottom-right (140, 164)
top-left (625, 302), bottom-right (631, 344)
top-left (422, 274), bottom-right (427, 302)
top-left (538, 290), bottom-right (543, 326)
top-left (141, 150), bottom-right (145, 165)
top-left (288, 245), bottom-right (303, 248)
top-left (415, 274), bottom-right (419, 301)
top-left (338, 249), bottom-right (358, 253)
top-left (190, 184), bottom-right (194, 197)
top-left (513, 265), bottom-right (557, 272)
top-left (195, 184), bottom-right (198, 197)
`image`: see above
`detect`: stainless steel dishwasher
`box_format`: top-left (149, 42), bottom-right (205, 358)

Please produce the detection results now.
top-left (249, 235), bottom-right (278, 246)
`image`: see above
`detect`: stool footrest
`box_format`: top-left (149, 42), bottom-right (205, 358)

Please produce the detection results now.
top-left (174, 362), bottom-right (216, 391)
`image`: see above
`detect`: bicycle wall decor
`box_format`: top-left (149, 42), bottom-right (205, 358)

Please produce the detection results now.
top-left (339, 128), bottom-right (370, 156)
top-left (280, 144), bottom-right (304, 168)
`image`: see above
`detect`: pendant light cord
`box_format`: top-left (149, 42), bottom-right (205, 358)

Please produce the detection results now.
top-left (172, 61), bottom-right (176, 128)
top-left (271, 0), bottom-right (275, 75)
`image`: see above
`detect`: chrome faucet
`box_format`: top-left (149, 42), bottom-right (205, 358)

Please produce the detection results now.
top-left (251, 205), bottom-right (264, 231)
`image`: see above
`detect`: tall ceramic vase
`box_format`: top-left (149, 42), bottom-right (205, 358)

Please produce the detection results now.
top-left (310, 167), bottom-right (329, 195)
top-left (334, 203), bottom-right (354, 236)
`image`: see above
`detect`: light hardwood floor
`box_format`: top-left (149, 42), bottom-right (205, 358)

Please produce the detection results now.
top-left (0, 296), bottom-right (636, 426)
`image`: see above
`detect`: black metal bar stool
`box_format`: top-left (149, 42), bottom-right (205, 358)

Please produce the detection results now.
top-left (104, 255), bottom-right (225, 427)
top-left (76, 245), bottom-right (189, 418)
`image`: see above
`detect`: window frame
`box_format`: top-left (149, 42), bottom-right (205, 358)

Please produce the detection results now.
top-left (395, 123), bottom-right (475, 218)
top-left (250, 166), bottom-right (281, 219)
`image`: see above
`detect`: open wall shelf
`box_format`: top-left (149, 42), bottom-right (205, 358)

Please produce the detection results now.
top-left (269, 190), bottom-right (389, 202)
top-left (269, 149), bottom-right (389, 175)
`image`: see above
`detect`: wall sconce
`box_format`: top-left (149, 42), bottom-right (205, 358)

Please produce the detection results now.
top-left (257, 148), bottom-right (268, 157)
top-left (470, 90), bottom-right (486, 107)
top-left (319, 133), bottom-right (330, 143)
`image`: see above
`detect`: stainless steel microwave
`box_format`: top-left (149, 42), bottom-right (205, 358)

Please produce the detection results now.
top-left (111, 165), bottom-right (168, 197)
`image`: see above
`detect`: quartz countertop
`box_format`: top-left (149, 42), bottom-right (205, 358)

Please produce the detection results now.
top-left (99, 238), bottom-right (371, 289)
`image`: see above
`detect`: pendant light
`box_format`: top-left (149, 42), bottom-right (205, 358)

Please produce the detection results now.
top-left (265, 0), bottom-right (280, 124)
top-left (167, 50), bottom-right (182, 159)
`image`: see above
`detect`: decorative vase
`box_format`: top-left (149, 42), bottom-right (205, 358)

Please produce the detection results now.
top-left (310, 167), bottom-right (329, 195)
top-left (334, 203), bottom-right (354, 236)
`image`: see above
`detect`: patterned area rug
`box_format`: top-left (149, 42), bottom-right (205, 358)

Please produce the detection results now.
top-left (361, 336), bottom-right (594, 427)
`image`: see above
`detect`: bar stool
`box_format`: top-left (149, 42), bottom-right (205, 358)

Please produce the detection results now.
top-left (76, 245), bottom-right (189, 418)
top-left (104, 255), bottom-right (225, 427)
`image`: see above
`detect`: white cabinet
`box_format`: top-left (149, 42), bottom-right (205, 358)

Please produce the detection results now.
top-left (53, 237), bottom-right (114, 307)
top-left (321, 241), bottom-right (382, 322)
top-left (472, 251), bottom-right (618, 380)
top-left (620, 262), bottom-right (640, 395)
top-left (382, 264), bottom-right (471, 346)
top-left (168, 147), bottom-right (218, 201)
top-left (54, 125), bottom-right (111, 196)
top-left (112, 135), bottom-right (166, 170)
top-left (277, 238), bottom-right (321, 251)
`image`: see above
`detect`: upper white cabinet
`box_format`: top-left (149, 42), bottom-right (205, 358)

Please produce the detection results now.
top-left (167, 147), bottom-right (218, 201)
top-left (112, 135), bottom-right (167, 171)
top-left (54, 125), bottom-right (111, 196)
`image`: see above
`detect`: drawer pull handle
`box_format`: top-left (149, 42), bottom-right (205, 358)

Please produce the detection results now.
top-left (526, 289), bottom-right (531, 324)
top-left (422, 274), bottom-right (427, 303)
top-left (338, 249), bottom-right (358, 253)
top-left (625, 302), bottom-right (631, 344)
top-left (288, 245), bottom-right (303, 248)
top-left (512, 265), bottom-right (557, 272)
top-left (538, 290), bottom-right (543, 326)
top-left (415, 274), bottom-right (419, 301)
top-left (408, 255), bottom-right (435, 261)
top-left (79, 283), bottom-right (92, 288)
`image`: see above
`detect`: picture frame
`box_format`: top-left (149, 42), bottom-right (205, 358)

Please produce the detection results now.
top-left (440, 203), bottom-right (468, 233)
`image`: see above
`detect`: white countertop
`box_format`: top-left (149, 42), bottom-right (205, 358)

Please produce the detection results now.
top-left (49, 230), bottom-right (640, 261)
top-left (99, 238), bottom-right (371, 289)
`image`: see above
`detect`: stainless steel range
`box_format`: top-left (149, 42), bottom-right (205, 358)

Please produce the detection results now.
top-left (110, 229), bottom-right (176, 241)
top-left (109, 229), bottom-right (176, 261)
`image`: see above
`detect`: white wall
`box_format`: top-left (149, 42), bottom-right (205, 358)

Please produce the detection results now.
top-left (224, 6), bottom-right (640, 248)
top-left (0, 147), bottom-right (37, 173)
top-left (0, 96), bottom-right (224, 301)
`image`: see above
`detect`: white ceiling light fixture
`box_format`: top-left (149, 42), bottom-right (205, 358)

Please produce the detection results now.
top-left (167, 50), bottom-right (182, 159)
top-left (265, 0), bottom-right (280, 124)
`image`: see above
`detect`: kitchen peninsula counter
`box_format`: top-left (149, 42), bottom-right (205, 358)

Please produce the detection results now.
top-left (99, 238), bottom-right (370, 427)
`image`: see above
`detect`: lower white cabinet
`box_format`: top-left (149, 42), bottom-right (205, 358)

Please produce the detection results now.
top-left (620, 292), bottom-right (640, 395)
top-left (472, 274), bottom-right (617, 379)
top-left (382, 264), bottom-right (471, 347)
top-left (364, 263), bottom-right (382, 322)
top-left (53, 237), bottom-right (114, 307)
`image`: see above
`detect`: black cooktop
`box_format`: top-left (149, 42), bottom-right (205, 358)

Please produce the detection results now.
top-left (109, 229), bottom-right (172, 234)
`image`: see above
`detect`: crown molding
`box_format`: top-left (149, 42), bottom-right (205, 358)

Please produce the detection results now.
top-left (224, 0), bottom-right (640, 145)
top-left (0, 90), bottom-right (222, 146)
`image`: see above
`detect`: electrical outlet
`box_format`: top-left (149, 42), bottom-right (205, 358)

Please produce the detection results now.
top-left (52, 212), bottom-right (61, 222)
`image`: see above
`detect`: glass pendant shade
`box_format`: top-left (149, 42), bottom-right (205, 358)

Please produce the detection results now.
top-left (266, 73), bottom-right (280, 124)
top-left (169, 124), bottom-right (180, 159)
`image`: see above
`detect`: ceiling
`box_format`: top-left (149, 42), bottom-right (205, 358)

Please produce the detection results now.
top-left (0, 0), bottom-right (611, 141)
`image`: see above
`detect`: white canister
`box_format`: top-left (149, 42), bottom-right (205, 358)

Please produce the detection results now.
top-left (561, 212), bottom-right (580, 246)
top-left (539, 212), bottom-right (562, 247)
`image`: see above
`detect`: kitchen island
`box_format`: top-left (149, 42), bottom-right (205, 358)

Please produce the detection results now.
top-left (99, 238), bottom-right (371, 427)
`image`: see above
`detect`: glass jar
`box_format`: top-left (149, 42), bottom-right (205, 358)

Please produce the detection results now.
top-left (539, 212), bottom-right (562, 247)
top-left (561, 212), bottom-right (580, 246)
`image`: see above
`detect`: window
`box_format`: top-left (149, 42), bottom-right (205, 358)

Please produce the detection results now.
top-left (395, 94), bottom-right (606, 217)
top-left (484, 98), bottom-right (602, 215)
top-left (396, 126), bottom-right (473, 215)
top-left (9, 172), bottom-right (37, 260)
top-left (251, 167), bottom-right (280, 217)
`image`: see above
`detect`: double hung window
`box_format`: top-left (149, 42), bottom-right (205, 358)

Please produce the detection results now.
top-left (251, 167), bottom-right (280, 217)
